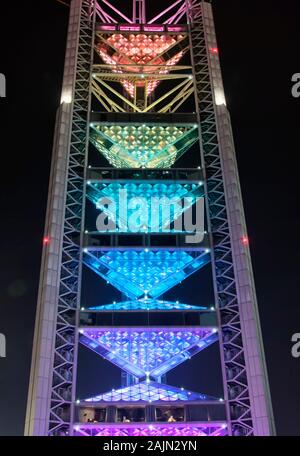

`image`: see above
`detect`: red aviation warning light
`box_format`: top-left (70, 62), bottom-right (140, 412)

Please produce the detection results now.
top-left (242, 236), bottom-right (249, 246)
top-left (43, 236), bottom-right (50, 245)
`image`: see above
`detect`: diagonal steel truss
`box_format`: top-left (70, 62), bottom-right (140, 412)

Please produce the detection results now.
top-left (91, 31), bottom-right (193, 112)
top-left (95, 0), bottom-right (188, 25)
top-left (48, 0), bottom-right (95, 436)
top-left (91, 72), bottom-right (194, 113)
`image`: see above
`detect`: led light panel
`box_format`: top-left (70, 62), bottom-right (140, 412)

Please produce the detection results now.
top-left (79, 327), bottom-right (218, 378)
top-left (83, 381), bottom-right (216, 403)
top-left (83, 249), bottom-right (211, 299)
top-left (87, 181), bottom-right (203, 232)
top-left (74, 422), bottom-right (228, 437)
top-left (97, 34), bottom-right (185, 97)
top-left (90, 124), bottom-right (198, 169)
top-left (89, 299), bottom-right (205, 312)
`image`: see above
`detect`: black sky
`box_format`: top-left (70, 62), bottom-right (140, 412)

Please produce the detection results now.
top-left (0, 0), bottom-right (300, 436)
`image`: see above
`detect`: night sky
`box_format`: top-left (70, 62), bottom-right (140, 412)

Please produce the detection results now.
top-left (0, 0), bottom-right (300, 436)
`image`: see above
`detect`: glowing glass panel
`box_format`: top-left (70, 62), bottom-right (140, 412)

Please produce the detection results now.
top-left (87, 181), bottom-right (203, 232)
top-left (74, 423), bottom-right (228, 437)
top-left (83, 381), bottom-right (215, 403)
top-left (89, 299), bottom-right (205, 312)
top-left (97, 34), bottom-right (184, 97)
top-left (90, 124), bottom-right (198, 169)
top-left (83, 249), bottom-right (211, 299)
top-left (79, 327), bottom-right (218, 378)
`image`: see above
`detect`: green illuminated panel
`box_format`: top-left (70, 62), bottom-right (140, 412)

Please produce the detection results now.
top-left (90, 124), bottom-right (198, 169)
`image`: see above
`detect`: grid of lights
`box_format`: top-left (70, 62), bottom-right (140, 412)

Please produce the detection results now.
top-left (80, 12), bottom-right (222, 437)
top-left (90, 125), bottom-right (198, 169)
top-left (89, 299), bottom-right (205, 312)
top-left (87, 181), bottom-right (203, 232)
top-left (83, 381), bottom-right (216, 403)
top-left (74, 423), bottom-right (228, 437)
top-left (83, 249), bottom-right (211, 299)
top-left (79, 327), bottom-right (218, 378)
top-left (97, 34), bottom-right (184, 97)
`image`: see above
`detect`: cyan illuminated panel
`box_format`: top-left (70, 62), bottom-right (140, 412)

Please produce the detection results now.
top-left (83, 249), bottom-right (211, 299)
top-left (83, 382), bottom-right (216, 404)
top-left (79, 327), bottom-right (218, 378)
top-left (74, 422), bottom-right (228, 437)
top-left (87, 181), bottom-right (203, 232)
top-left (89, 299), bottom-right (205, 312)
top-left (90, 124), bottom-right (198, 168)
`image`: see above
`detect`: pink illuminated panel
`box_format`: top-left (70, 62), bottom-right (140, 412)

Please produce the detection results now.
top-left (119, 26), bottom-right (141, 31)
top-left (97, 33), bottom-right (184, 97)
top-left (143, 26), bottom-right (165, 32)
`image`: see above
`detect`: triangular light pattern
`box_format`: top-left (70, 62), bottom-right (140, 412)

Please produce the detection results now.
top-left (89, 299), bottom-right (205, 312)
top-left (90, 124), bottom-right (198, 169)
top-left (79, 327), bottom-right (218, 378)
top-left (87, 181), bottom-right (203, 232)
top-left (83, 249), bottom-right (211, 299)
top-left (83, 381), bottom-right (217, 403)
top-left (97, 34), bottom-right (185, 98)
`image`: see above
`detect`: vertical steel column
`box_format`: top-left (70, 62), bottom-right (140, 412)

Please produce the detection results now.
top-left (133, 0), bottom-right (146, 24)
top-left (25, 0), bottom-right (94, 436)
top-left (48, 0), bottom-right (94, 436)
top-left (186, 0), bottom-right (275, 436)
top-left (24, 102), bottom-right (72, 437)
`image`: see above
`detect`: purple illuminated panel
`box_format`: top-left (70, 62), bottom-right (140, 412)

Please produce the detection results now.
top-left (83, 381), bottom-right (216, 404)
top-left (79, 327), bottom-right (218, 378)
top-left (74, 422), bottom-right (228, 437)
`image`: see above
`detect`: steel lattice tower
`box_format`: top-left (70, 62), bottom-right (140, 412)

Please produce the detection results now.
top-left (25, 0), bottom-right (275, 436)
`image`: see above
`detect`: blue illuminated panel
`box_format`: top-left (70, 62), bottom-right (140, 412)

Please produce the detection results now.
top-left (89, 299), bottom-right (206, 312)
top-left (83, 249), bottom-right (211, 299)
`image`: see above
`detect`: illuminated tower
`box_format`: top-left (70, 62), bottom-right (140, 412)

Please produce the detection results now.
top-left (25, 0), bottom-right (275, 436)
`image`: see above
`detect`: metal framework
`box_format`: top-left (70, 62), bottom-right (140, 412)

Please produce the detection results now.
top-left (25, 0), bottom-right (275, 437)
